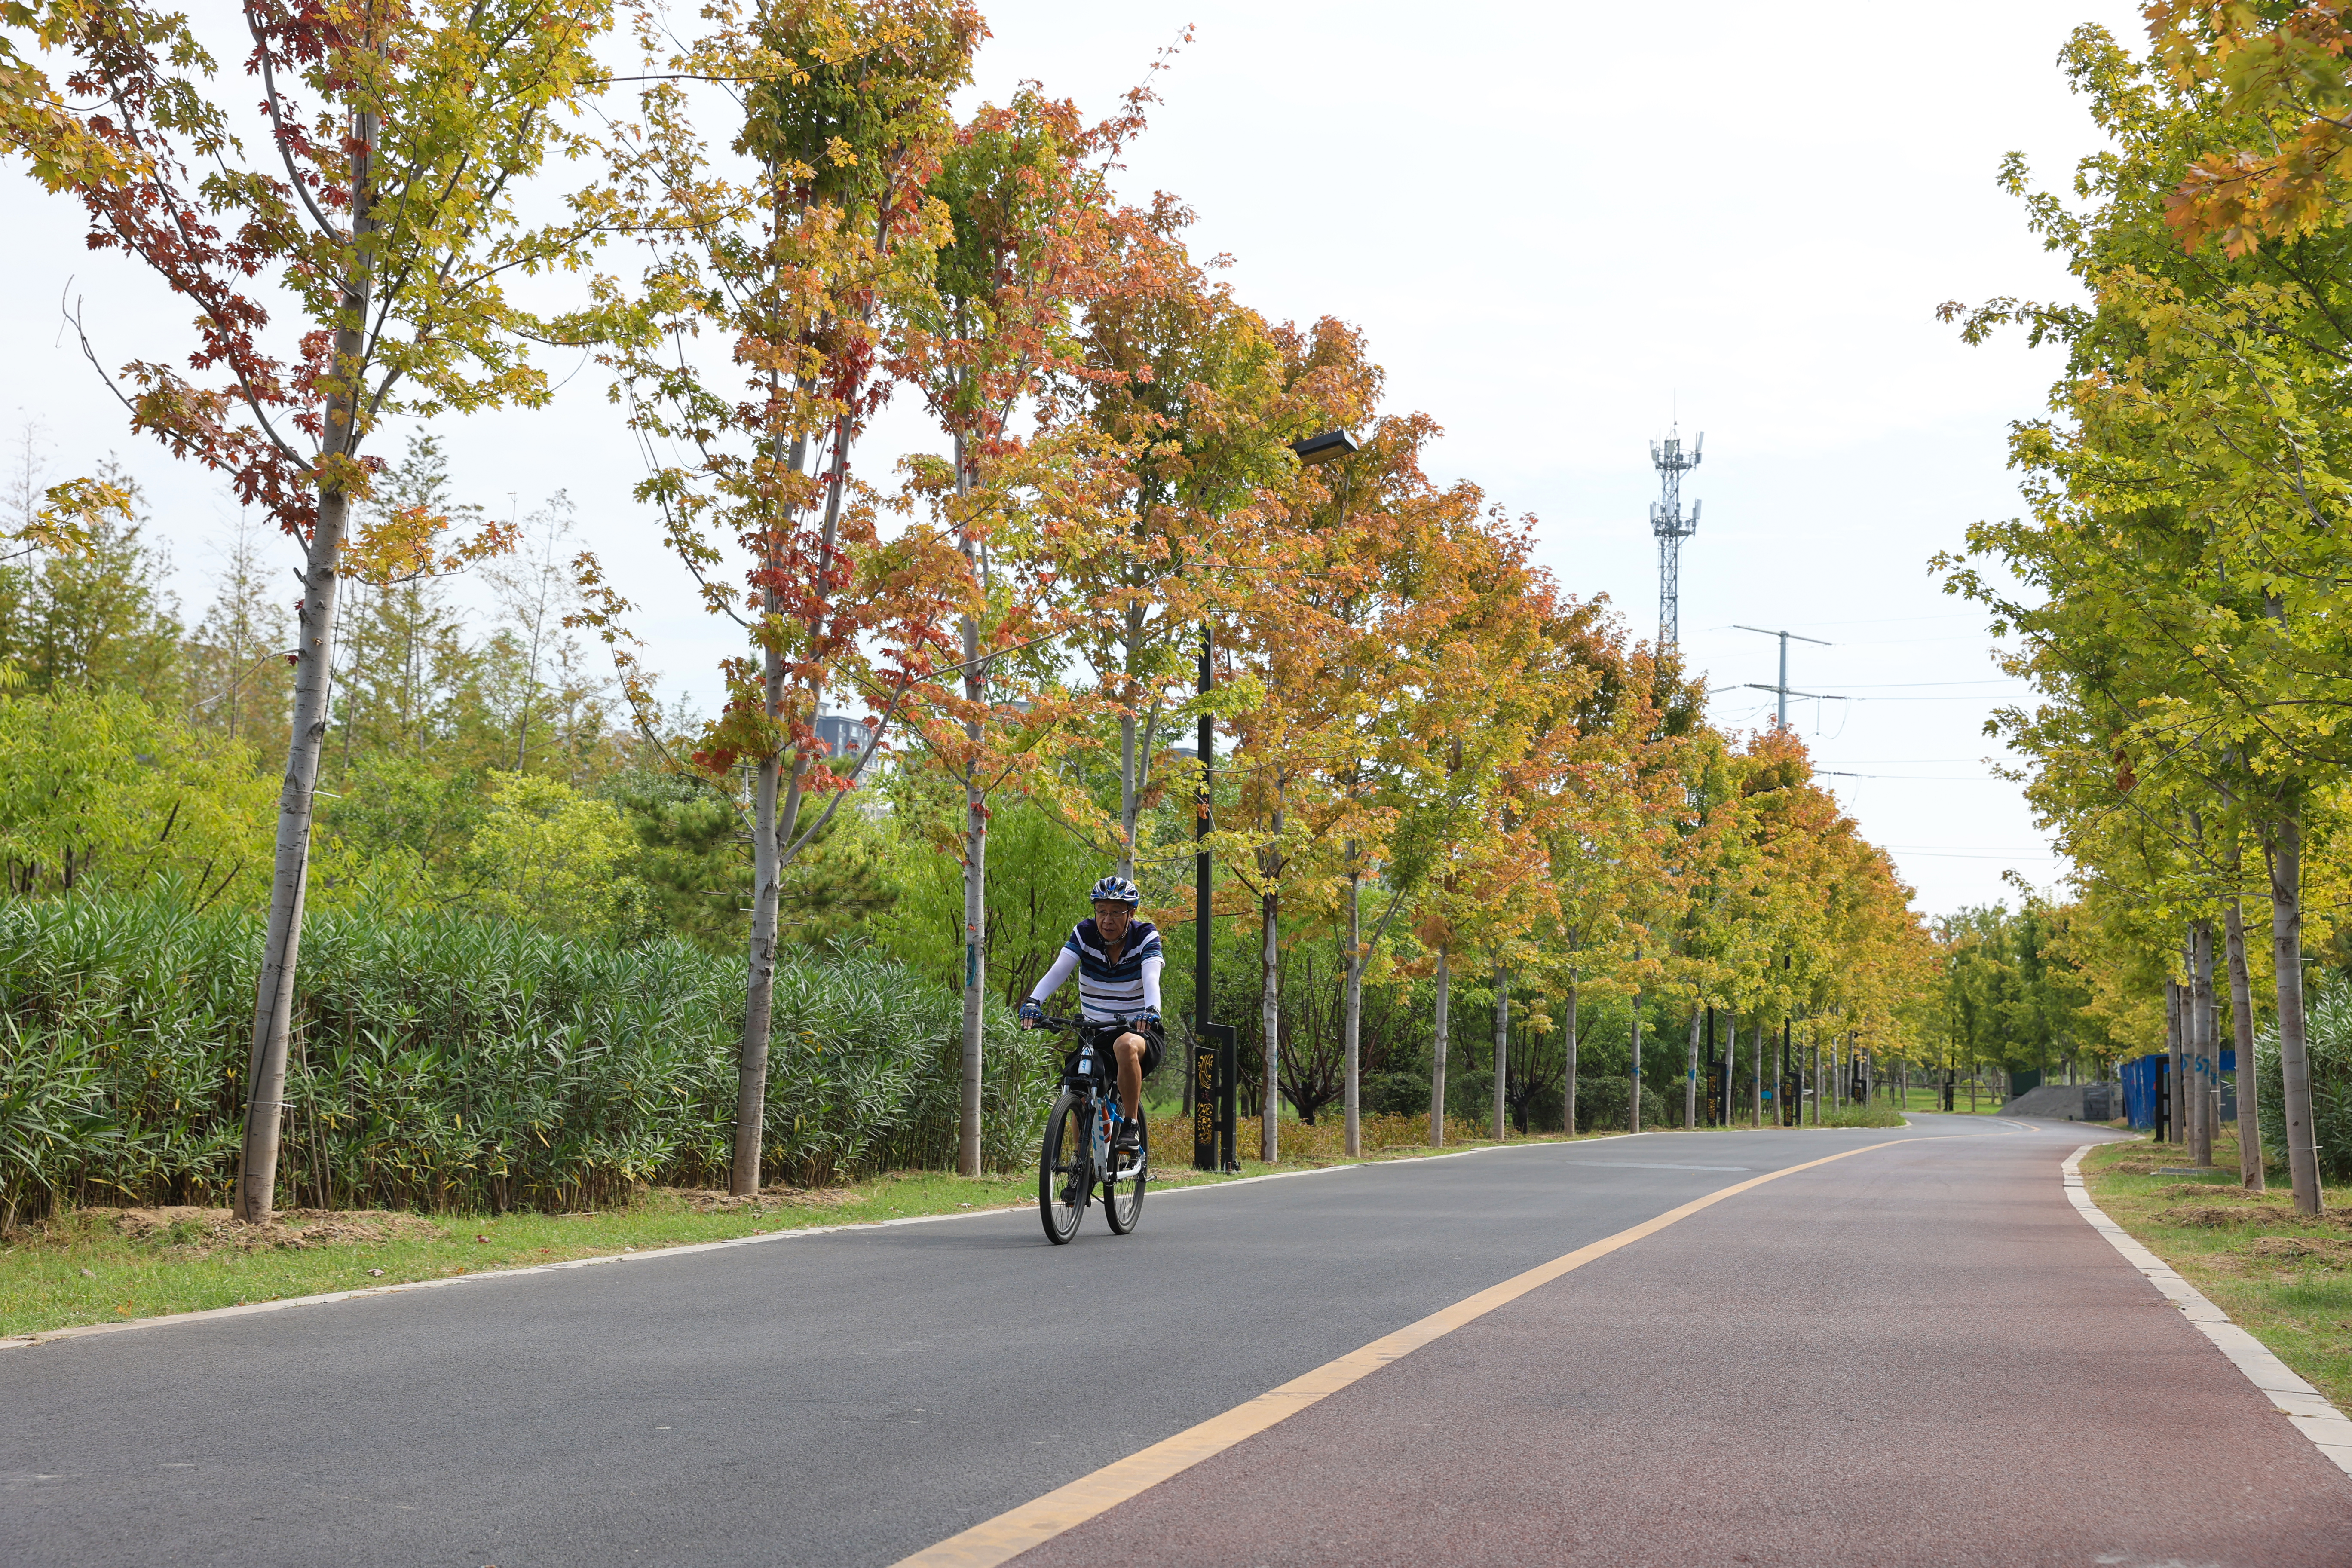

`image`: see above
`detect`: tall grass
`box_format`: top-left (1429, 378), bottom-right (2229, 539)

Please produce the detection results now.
top-left (0, 891), bottom-right (1055, 1225)
top-left (2258, 983), bottom-right (2352, 1183)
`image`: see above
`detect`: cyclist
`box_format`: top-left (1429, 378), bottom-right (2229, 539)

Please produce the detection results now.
top-left (1018, 875), bottom-right (1163, 1150)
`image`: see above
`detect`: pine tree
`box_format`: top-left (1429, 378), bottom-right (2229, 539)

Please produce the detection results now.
top-left (0, 431), bottom-right (182, 705)
top-left (185, 508), bottom-right (294, 749)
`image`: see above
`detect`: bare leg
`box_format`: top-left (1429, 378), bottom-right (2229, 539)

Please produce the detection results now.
top-left (1115, 1032), bottom-right (1145, 1133)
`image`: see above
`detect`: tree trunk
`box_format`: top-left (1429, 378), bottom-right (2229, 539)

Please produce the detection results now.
top-left (1628, 992), bottom-right (1642, 1135)
top-left (236, 106), bottom-right (377, 1225)
top-left (2183, 926), bottom-right (2201, 1170)
top-left (1342, 858), bottom-right (1362, 1158)
top-left (1114, 601), bottom-right (1156, 881)
top-left (2266, 810), bottom-right (2323, 1215)
top-left (1752, 1020), bottom-right (1764, 1128)
top-left (1491, 963), bottom-right (1510, 1141)
top-left (1429, 948), bottom-right (1450, 1147)
top-left (1563, 980), bottom-right (1579, 1136)
top-left (957, 432), bottom-right (986, 1179)
top-left (1685, 1006), bottom-right (1700, 1128)
top-left (2164, 977), bottom-right (2183, 1147)
top-left (1260, 885), bottom-right (1281, 1165)
top-left (734, 413), bottom-right (849, 1197)
top-left (736, 657), bottom-right (786, 1197)
top-left (2225, 892), bottom-right (2264, 1191)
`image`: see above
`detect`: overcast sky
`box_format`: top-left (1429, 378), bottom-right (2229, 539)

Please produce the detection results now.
top-left (0, 0), bottom-right (2152, 916)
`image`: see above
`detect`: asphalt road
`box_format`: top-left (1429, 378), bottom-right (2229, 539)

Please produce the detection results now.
top-left (4, 1115), bottom-right (2343, 1567)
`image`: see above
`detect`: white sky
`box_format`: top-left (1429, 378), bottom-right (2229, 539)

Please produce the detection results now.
top-left (0, 0), bottom-right (2153, 915)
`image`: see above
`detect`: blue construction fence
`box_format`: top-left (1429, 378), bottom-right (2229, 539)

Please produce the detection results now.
top-left (2121, 1050), bottom-right (2236, 1130)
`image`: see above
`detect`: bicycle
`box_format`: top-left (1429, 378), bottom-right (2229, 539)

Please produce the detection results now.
top-left (1034, 1015), bottom-right (1148, 1245)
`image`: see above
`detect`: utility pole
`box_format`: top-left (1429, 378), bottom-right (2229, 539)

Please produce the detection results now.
top-left (1733, 625), bottom-right (1841, 729)
top-left (1650, 428), bottom-right (1703, 649)
top-left (1192, 624), bottom-right (1237, 1173)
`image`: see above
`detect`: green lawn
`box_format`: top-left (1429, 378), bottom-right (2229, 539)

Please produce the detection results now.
top-left (0, 1170), bottom-right (1038, 1339)
top-left (2081, 1132), bottom-right (2352, 1411)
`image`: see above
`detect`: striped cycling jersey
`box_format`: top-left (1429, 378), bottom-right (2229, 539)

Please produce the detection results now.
top-left (1027, 918), bottom-right (1164, 1023)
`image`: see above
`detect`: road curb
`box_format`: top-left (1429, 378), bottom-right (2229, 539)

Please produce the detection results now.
top-left (2062, 1144), bottom-right (2352, 1479)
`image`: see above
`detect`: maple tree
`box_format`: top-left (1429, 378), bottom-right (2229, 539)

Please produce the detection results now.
top-left (0, 0), bottom-right (614, 1221)
top-left (2148, 1), bottom-right (2352, 254)
top-left (596, 0), bottom-right (980, 1196)
top-left (893, 83), bottom-right (1144, 1175)
top-left (1053, 238), bottom-right (1314, 882)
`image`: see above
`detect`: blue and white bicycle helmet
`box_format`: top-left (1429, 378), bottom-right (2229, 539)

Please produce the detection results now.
top-left (1088, 875), bottom-right (1142, 906)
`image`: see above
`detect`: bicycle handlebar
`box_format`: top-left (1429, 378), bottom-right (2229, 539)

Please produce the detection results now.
top-left (1029, 1014), bottom-right (1152, 1033)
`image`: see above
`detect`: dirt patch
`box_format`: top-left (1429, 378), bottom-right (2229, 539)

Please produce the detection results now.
top-left (682, 1185), bottom-right (864, 1215)
top-left (103, 1207), bottom-right (443, 1255)
top-left (2242, 1235), bottom-right (2352, 1269)
top-left (2148, 1182), bottom-right (2285, 1203)
top-left (2154, 1204), bottom-right (2270, 1229)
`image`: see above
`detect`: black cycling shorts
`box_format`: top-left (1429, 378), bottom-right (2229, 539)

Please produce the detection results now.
top-left (1079, 1018), bottom-right (1164, 1078)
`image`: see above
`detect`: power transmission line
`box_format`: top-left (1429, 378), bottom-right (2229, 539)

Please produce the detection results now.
top-left (1732, 624), bottom-right (1843, 729)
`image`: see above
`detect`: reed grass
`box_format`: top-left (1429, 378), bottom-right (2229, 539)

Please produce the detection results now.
top-left (0, 891), bottom-right (1056, 1224)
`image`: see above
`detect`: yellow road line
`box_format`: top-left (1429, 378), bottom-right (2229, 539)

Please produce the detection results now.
top-left (892, 1135), bottom-right (1925, 1568)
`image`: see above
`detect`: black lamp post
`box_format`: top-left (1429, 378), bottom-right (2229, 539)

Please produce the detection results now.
top-left (1191, 429), bottom-right (1356, 1173)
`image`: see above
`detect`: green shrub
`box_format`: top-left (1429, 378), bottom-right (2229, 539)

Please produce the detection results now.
top-left (1362, 1070), bottom-right (1429, 1118)
top-left (2258, 986), bottom-right (2352, 1183)
top-left (1574, 1075), bottom-right (1666, 1133)
top-left (1816, 1102), bottom-right (1905, 1129)
top-left (1446, 1069), bottom-right (1494, 1126)
top-left (0, 890), bottom-right (1057, 1220)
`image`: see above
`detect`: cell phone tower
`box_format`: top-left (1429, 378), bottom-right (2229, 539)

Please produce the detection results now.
top-left (1650, 426), bottom-right (1703, 649)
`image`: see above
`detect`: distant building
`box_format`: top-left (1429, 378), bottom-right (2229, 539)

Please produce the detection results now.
top-left (815, 712), bottom-right (872, 763)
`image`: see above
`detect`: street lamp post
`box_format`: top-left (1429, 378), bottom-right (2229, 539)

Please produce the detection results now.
top-left (1190, 429), bottom-right (1355, 1173)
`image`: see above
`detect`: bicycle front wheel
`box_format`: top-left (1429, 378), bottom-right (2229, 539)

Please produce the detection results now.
top-left (1103, 1111), bottom-right (1147, 1235)
top-left (1039, 1090), bottom-right (1088, 1245)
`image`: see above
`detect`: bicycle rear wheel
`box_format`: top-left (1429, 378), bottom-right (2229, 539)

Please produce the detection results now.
top-left (1039, 1090), bottom-right (1088, 1245)
top-left (1103, 1110), bottom-right (1147, 1234)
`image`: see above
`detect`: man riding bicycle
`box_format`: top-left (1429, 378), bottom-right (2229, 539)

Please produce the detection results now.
top-left (1018, 875), bottom-right (1163, 1151)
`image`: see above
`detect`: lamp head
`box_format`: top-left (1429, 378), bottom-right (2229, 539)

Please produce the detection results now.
top-left (1289, 429), bottom-right (1357, 465)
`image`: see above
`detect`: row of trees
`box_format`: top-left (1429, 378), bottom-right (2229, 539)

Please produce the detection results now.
top-left (1939, 7), bottom-right (2352, 1213)
top-left (0, 0), bottom-right (1936, 1218)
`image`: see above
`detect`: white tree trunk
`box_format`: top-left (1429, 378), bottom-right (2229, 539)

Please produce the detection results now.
top-left (1685, 1007), bottom-right (1701, 1128)
top-left (1491, 964), bottom-right (1510, 1140)
top-left (2191, 920), bottom-right (2216, 1168)
top-left (1428, 948), bottom-right (1450, 1147)
top-left (733, 418), bottom-right (848, 1197)
top-left (2268, 811), bottom-right (2323, 1215)
top-left (1752, 1020), bottom-right (1764, 1128)
top-left (735, 657), bottom-right (786, 1197)
top-left (1564, 982), bottom-right (1579, 1136)
top-left (2225, 894), bottom-right (2264, 1191)
top-left (235, 108), bottom-right (377, 1225)
top-left (957, 432), bottom-right (986, 1178)
top-left (1628, 993), bottom-right (1642, 1134)
top-left (1114, 602), bottom-right (1156, 881)
top-left (2165, 976), bottom-right (2184, 1146)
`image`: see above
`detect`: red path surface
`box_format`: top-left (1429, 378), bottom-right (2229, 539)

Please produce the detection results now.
top-left (1011, 1120), bottom-right (2352, 1568)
